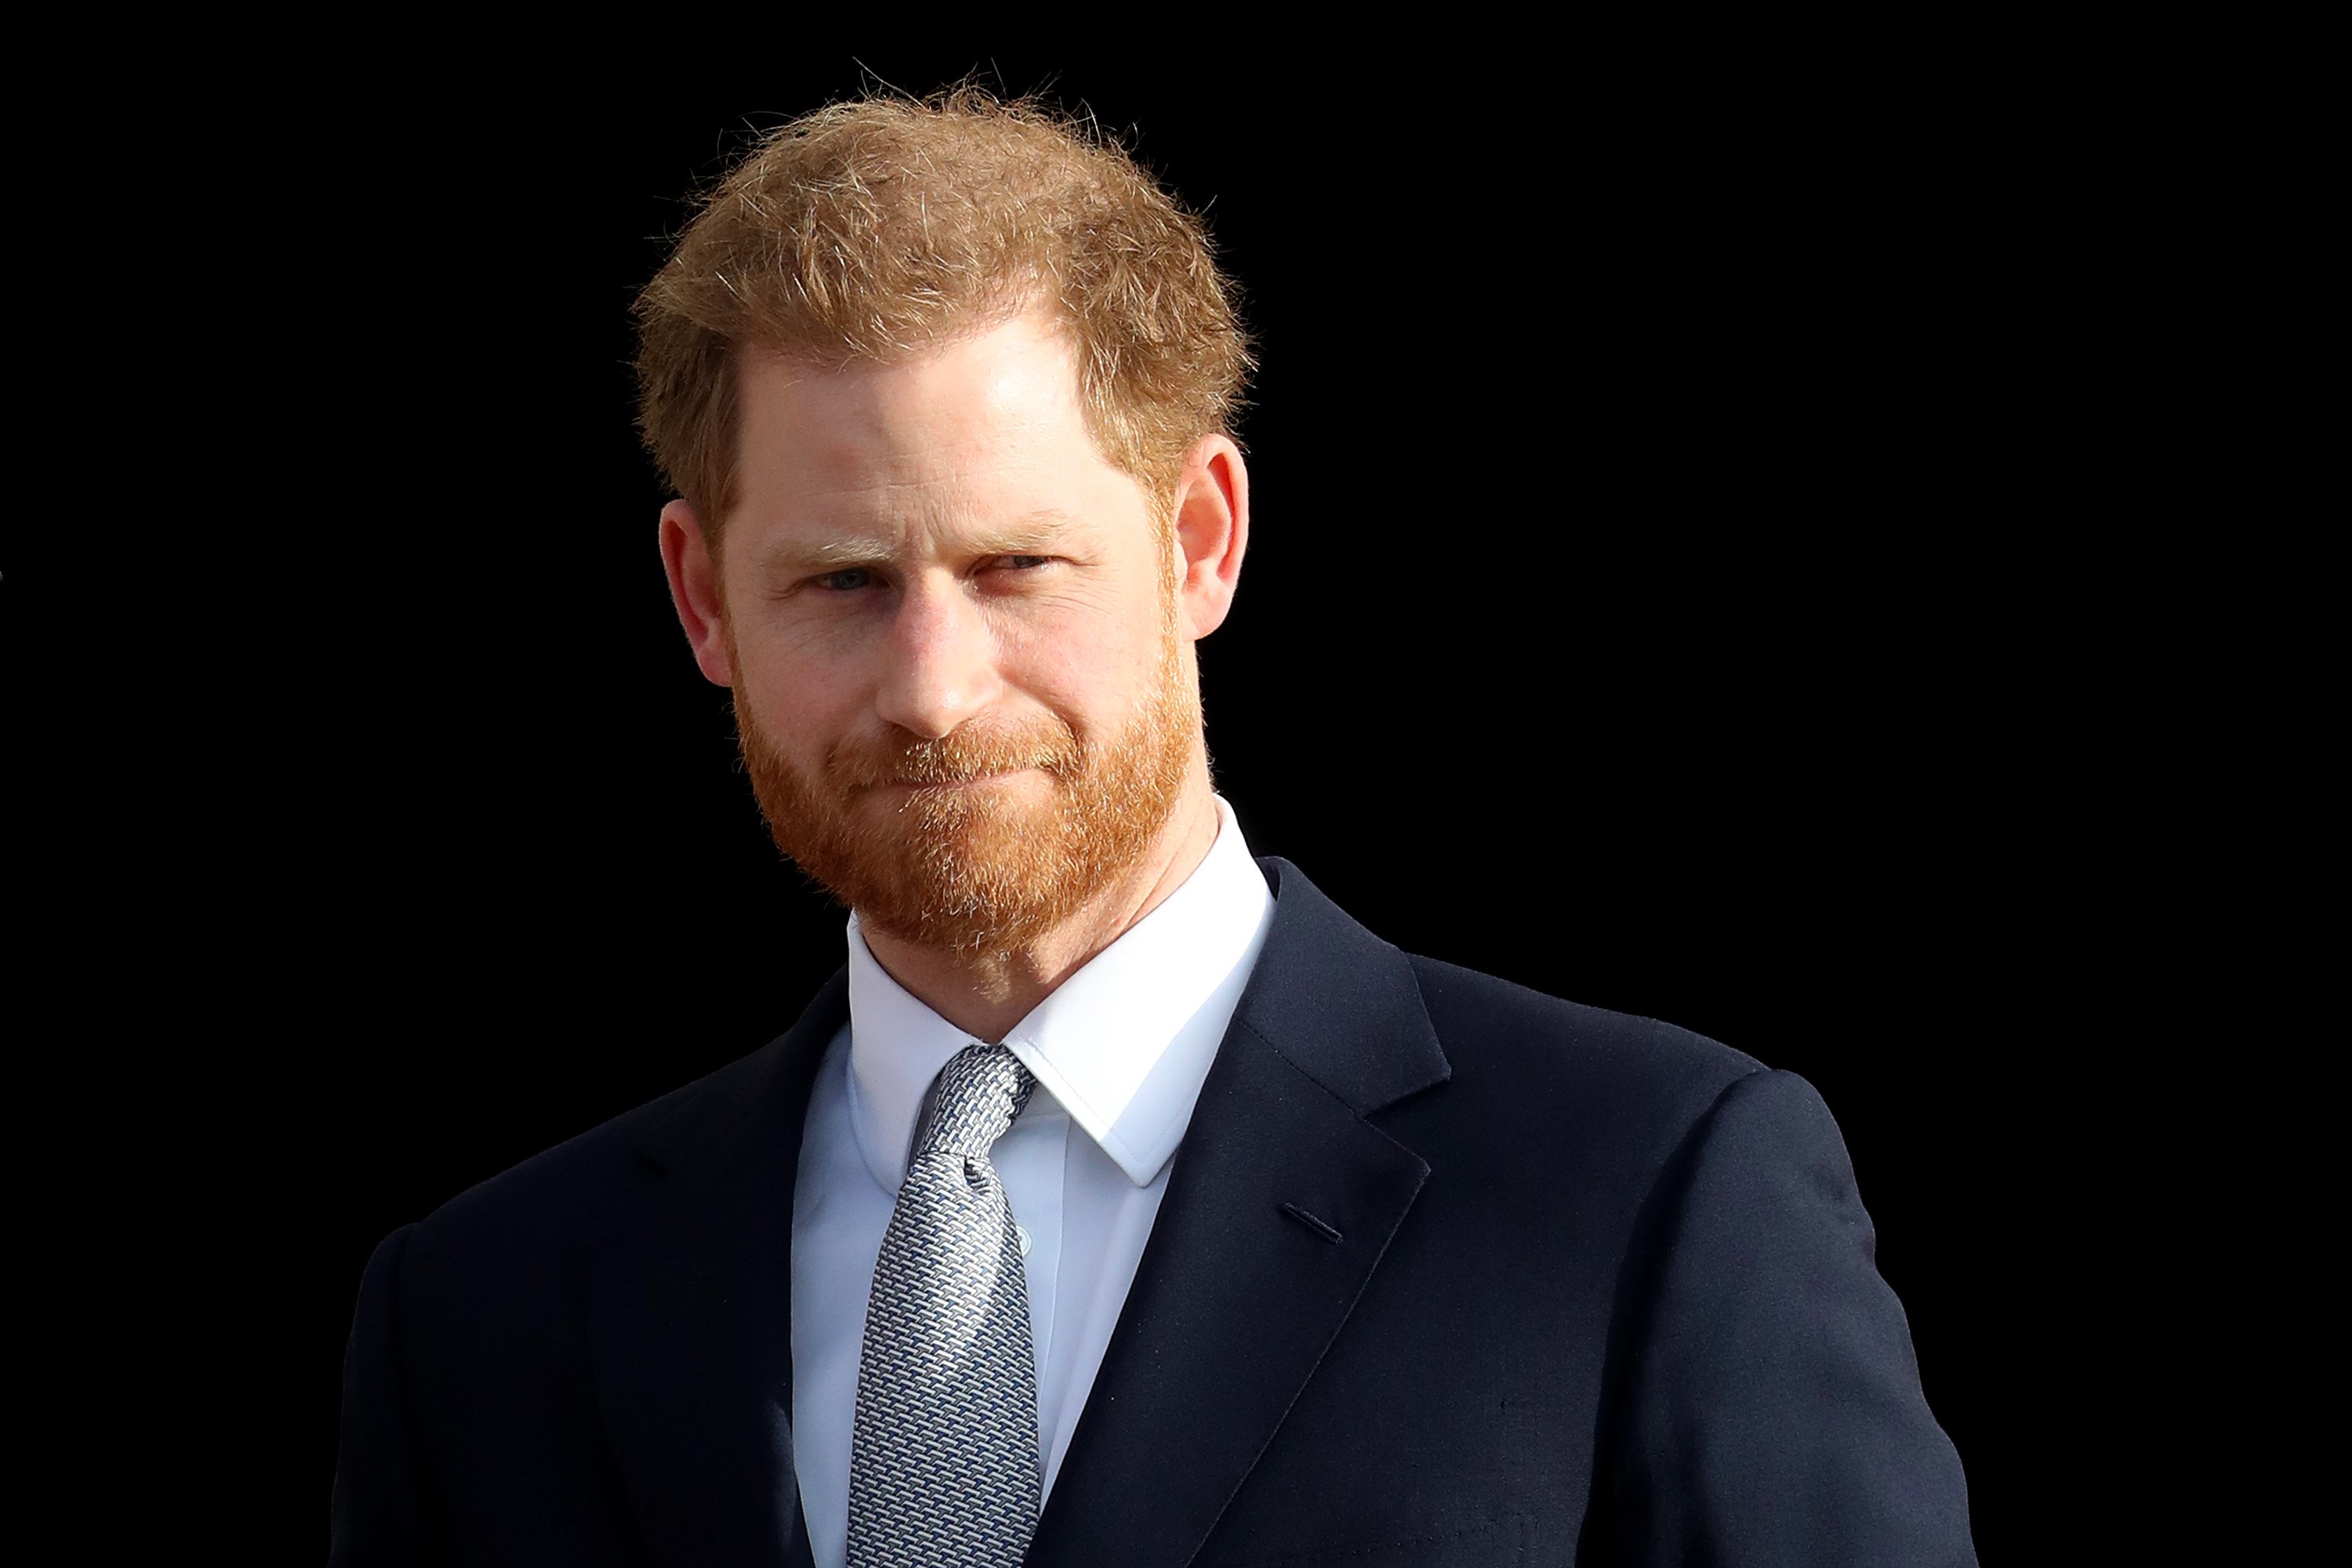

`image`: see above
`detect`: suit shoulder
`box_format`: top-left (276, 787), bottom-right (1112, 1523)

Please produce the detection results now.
top-left (403, 1033), bottom-right (794, 1262)
top-left (1404, 952), bottom-right (1765, 1127)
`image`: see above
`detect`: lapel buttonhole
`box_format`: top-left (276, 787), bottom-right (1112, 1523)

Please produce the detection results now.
top-left (1278, 1201), bottom-right (1344, 1244)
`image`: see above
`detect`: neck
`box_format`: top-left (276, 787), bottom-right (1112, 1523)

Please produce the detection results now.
top-left (858, 763), bottom-right (1223, 1042)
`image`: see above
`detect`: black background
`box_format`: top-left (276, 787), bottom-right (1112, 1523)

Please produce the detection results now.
top-left (129, 42), bottom-right (2136, 1558)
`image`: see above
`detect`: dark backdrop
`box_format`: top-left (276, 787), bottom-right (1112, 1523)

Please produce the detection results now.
top-left (221, 48), bottom-right (2094, 1559)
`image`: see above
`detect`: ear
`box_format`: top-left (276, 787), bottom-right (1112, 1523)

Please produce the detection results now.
top-left (1171, 434), bottom-right (1249, 641)
top-left (659, 499), bottom-right (735, 687)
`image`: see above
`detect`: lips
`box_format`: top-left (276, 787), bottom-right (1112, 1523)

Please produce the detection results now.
top-left (886, 768), bottom-right (1028, 789)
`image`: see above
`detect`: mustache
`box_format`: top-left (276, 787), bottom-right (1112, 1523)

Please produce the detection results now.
top-left (823, 720), bottom-right (1084, 789)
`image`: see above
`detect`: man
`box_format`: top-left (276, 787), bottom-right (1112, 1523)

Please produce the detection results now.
top-left (332, 93), bottom-right (1976, 1566)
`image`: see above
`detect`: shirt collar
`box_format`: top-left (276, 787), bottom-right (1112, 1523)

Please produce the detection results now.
top-left (844, 795), bottom-right (1275, 1192)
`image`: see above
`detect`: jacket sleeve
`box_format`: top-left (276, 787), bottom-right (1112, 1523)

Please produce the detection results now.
top-left (330, 1224), bottom-right (445, 1566)
top-left (1599, 1069), bottom-right (1977, 1567)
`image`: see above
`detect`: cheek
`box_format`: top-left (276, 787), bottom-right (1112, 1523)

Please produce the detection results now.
top-left (999, 596), bottom-right (1169, 724)
top-left (733, 628), bottom-right (865, 750)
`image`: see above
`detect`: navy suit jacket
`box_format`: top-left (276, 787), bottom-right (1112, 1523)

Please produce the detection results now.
top-left (332, 858), bottom-right (1976, 1565)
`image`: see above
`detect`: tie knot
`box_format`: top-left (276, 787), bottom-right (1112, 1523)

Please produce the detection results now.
top-left (911, 1044), bottom-right (1036, 1161)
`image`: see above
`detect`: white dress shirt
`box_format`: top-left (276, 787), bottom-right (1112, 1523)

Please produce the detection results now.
top-left (789, 795), bottom-right (1276, 1568)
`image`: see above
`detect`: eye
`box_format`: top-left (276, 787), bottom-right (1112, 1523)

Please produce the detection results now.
top-left (992, 555), bottom-right (1054, 572)
top-left (812, 567), bottom-right (877, 592)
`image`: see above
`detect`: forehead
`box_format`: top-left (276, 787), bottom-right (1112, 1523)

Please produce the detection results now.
top-left (731, 312), bottom-right (1106, 516)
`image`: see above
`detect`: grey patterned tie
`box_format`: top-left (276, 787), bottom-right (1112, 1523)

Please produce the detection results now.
top-left (847, 1043), bottom-right (1042, 1568)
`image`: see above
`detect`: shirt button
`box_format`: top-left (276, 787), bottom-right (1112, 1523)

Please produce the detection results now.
top-left (1016, 1224), bottom-right (1033, 1257)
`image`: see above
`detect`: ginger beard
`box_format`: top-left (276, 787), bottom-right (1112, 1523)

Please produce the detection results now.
top-left (728, 571), bottom-right (1198, 958)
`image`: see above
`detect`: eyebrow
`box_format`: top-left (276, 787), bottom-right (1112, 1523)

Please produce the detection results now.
top-left (753, 510), bottom-right (1086, 577)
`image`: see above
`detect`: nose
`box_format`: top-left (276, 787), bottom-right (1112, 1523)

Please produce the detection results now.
top-left (872, 572), bottom-right (1004, 739)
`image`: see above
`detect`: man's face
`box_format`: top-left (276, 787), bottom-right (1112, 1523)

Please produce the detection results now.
top-left (710, 311), bottom-right (1199, 956)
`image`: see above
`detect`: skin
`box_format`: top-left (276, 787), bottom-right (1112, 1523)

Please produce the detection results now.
top-left (660, 309), bottom-right (1250, 1042)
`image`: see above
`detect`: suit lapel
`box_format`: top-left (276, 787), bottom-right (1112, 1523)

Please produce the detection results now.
top-left (587, 970), bottom-right (847, 1568)
top-left (1026, 858), bottom-right (1451, 1568)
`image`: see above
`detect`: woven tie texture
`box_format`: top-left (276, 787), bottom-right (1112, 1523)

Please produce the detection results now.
top-left (846, 1043), bottom-right (1042, 1568)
